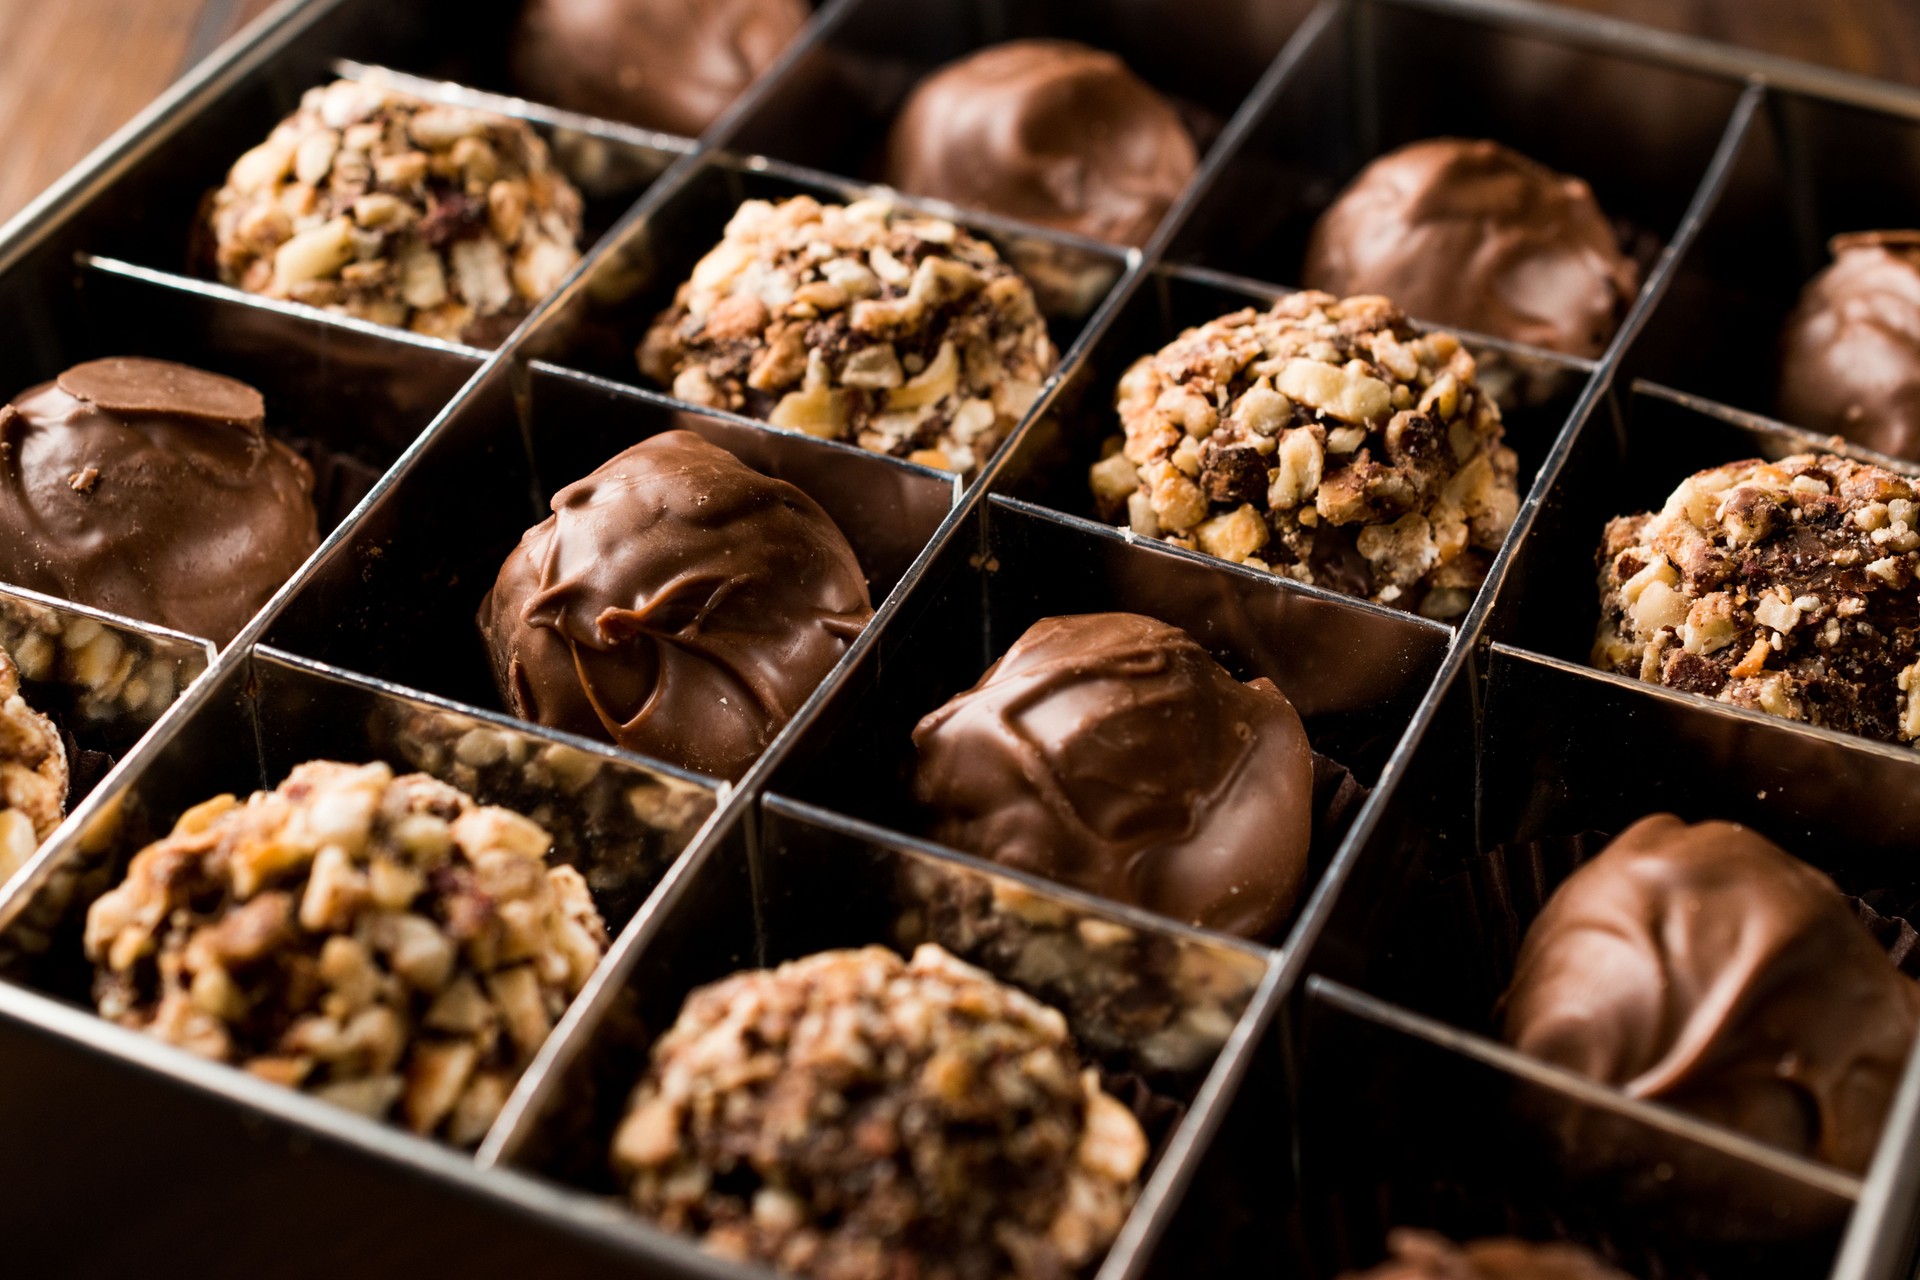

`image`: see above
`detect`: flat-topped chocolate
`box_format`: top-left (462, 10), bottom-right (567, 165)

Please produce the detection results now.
top-left (884, 39), bottom-right (1198, 248)
top-left (911, 612), bottom-right (1313, 938)
top-left (1779, 231), bottom-right (1920, 461)
top-left (0, 357), bottom-right (319, 643)
top-left (1502, 814), bottom-right (1920, 1172)
top-left (1340, 1230), bottom-right (1631, 1280)
top-left (478, 430), bottom-right (873, 780)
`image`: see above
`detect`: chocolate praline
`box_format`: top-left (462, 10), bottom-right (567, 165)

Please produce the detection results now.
top-left (911, 612), bottom-right (1313, 938)
top-left (478, 430), bottom-right (873, 780)
top-left (1303, 138), bottom-right (1639, 358)
top-left (1340, 1230), bottom-right (1631, 1280)
top-left (1501, 814), bottom-right (1920, 1173)
top-left (883, 39), bottom-right (1198, 248)
top-left (1778, 231), bottom-right (1920, 461)
top-left (510, 0), bottom-right (810, 137)
top-left (0, 357), bottom-right (319, 643)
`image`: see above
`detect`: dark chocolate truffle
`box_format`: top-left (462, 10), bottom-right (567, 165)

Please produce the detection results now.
top-left (1779, 231), bottom-right (1920, 461)
top-left (510, 0), bottom-right (810, 137)
top-left (1340, 1230), bottom-right (1631, 1280)
top-left (883, 40), bottom-right (1198, 248)
top-left (479, 430), bottom-right (872, 780)
top-left (1502, 814), bottom-right (1920, 1173)
top-left (911, 612), bottom-right (1313, 938)
top-left (0, 358), bottom-right (320, 643)
top-left (1303, 138), bottom-right (1639, 358)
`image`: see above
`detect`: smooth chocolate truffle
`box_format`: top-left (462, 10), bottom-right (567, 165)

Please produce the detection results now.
top-left (0, 644), bottom-right (66, 882)
top-left (1090, 292), bottom-right (1519, 619)
top-left (640, 195), bottom-right (1057, 475)
top-left (1341, 1230), bottom-right (1631, 1280)
top-left (1502, 815), bottom-right (1920, 1173)
top-left (1593, 452), bottom-right (1920, 743)
top-left (0, 358), bottom-right (320, 643)
top-left (511, 0), bottom-right (809, 137)
top-left (85, 760), bottom-right (610, 1145)
top-left (912, 613), bottom-right (1313, 938)
top-left (1779, 232), bottom-right (1920, 461)
top-left (884, 40), bottom-right (1198, 248)
top-left (1303, 139), bottom-right (1639, 358)
top-left (611, 943), bottom-right (1146, 1278)
top-left (203, 78), bottom-right (583, 344)
top-left (479, 430), bottom-right (872, 779)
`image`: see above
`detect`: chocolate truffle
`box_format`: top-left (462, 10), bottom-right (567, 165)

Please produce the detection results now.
top-left (1502, 815), bottom-right (1920, 1172)
top-left (611, 943), bottom-right (1147, 1278)
top-left (912, 613), bottom-right (1313, 938)
top-left (883, 40), bottom-right (1198, 248)
top-left (1090, 292), bottom-right (1519, 619)
top-left (1593, 452), bottom-right (1920, 742)
top-left (1779, 232), bottom-right (1920, 461)
top-left (1341, 1230), bottom-right (1631, 1280)
top-left (0, 645), bottom-right (66, 882)
top-left (479, 430), bottom-right (872, 780)
top-left (1302, 139), bottom-right (1639, 358)
top-left (203, 78), bottom-right (583, 344)
top-left (0, 358), bottom-right (320, 643)
top-left (639, 195), bottom-right (1057, 475)
top-left (85, 760), bottom-right (610, 1145)
top-left (511, 0), bottom-right (809, 137)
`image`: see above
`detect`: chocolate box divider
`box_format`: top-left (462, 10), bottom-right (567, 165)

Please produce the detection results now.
top-left (1631, 378), bottom-right (1920, 476)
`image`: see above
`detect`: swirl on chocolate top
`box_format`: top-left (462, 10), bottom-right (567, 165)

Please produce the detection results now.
top-left (1303, 138), bottom-right (1639, 358)
top-left (1341, 1230), bottom-right (1631, 1280)
top-left (884, 40), bottom-right (1198, 248)
top-left (912, 612), bottom-right (1313, 938)
top-left (0, 358), bottom-right (319, 643)
top-left (479, 430), bottom-right (872, 780)
top-left (1502, 815), bottom-right (1920, 1173)
top-left (1779, 231), bottom-right (1920, 461)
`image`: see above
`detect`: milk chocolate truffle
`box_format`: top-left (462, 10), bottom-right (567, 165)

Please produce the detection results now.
top-left (611, 943), bottom-right (1147, 1278)
top-left (0, 358), bottom-right (320, 643)
top-left (511, 0), bottom-right (809, 137)
top-left (1502, 815), bottom-right (1920, 1172)
top-left (1090, 292), bottom-right (1519, 619)
top-left (884, 40), bottom-right (1198, 248)
top-left (1341, 1230), bottom-right (1631, 1280)
top-left (0, 645), bottom-right (66, 883)
top-left (85, 760), bottom-right (611, 1145)
top-left (1594, 453), bottom-right (1920, 743)
top-left (1779, 232), bottom-right (1920, 461)
top-left (479, 430), bottom-right (872, 780)
top-left (1303, 139), bottom-right (1639, 358)
top-left (203, 78), bottom-right (583, 344)
top-left (912, 613), bottom-right (1313, 938)
top-left (639, 196), bottom-right (1057, 475)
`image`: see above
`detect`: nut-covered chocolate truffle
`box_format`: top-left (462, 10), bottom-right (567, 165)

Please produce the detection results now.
top-left (883, 40), bottom-right (1198, 248)
top-left (912, 612), bottom-right (1313, 938)
top-left (1594, 452), bottom-right (1920, 742)
top-left (1779, 232), bottom-right (1920, 461)
top-left (0, 358), bottom-right (320, 643)
top-left (1090, 292), bottom-right (1519, 619)
top-left (84, 760), bottom-right (610, 1145)
top-left (0, 645), bottom-right (66, 882)
top-left (511, 0), bottom-right (809, 137)
top-left (1341, 1230), bottom-right (1632, 1280)
top-left (1502, 815), bottom-right (1920, 1173)
top-left (479, 430), bottom-right (873, 780)
top-left (612, 943), bottom-right (1147, 1278)
top-left (203, 78), bottom-right (583, 344)
top-left (639, 196), bottom-right (1057, 475)
top-left (1303, 139), bottom-right (1639, 358)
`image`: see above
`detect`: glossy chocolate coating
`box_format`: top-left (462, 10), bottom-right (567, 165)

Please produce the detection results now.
top-left (1341, 1230), bottom-right (1630, 1280)
top-left (911, 612), bottom-right (1313, 938)
top-left (0, 358), bottom-right (318, 643)
top-left (884, 40), bottom-right (1197, 248)
top-left (1303, 138), bottom-right (1639, 358)
top-left (510, 0), bottom-right (809, 137)
top-left (1779, 231), bottom-right (1920, 461)
top-left (1502, 814), bottom-right (1920, 1172)
top-left (479, 430), bottom-right (872, 780)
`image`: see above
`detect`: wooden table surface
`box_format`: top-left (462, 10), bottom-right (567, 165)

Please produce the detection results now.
top-left (0, 0), bottom-right (1918, 226)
